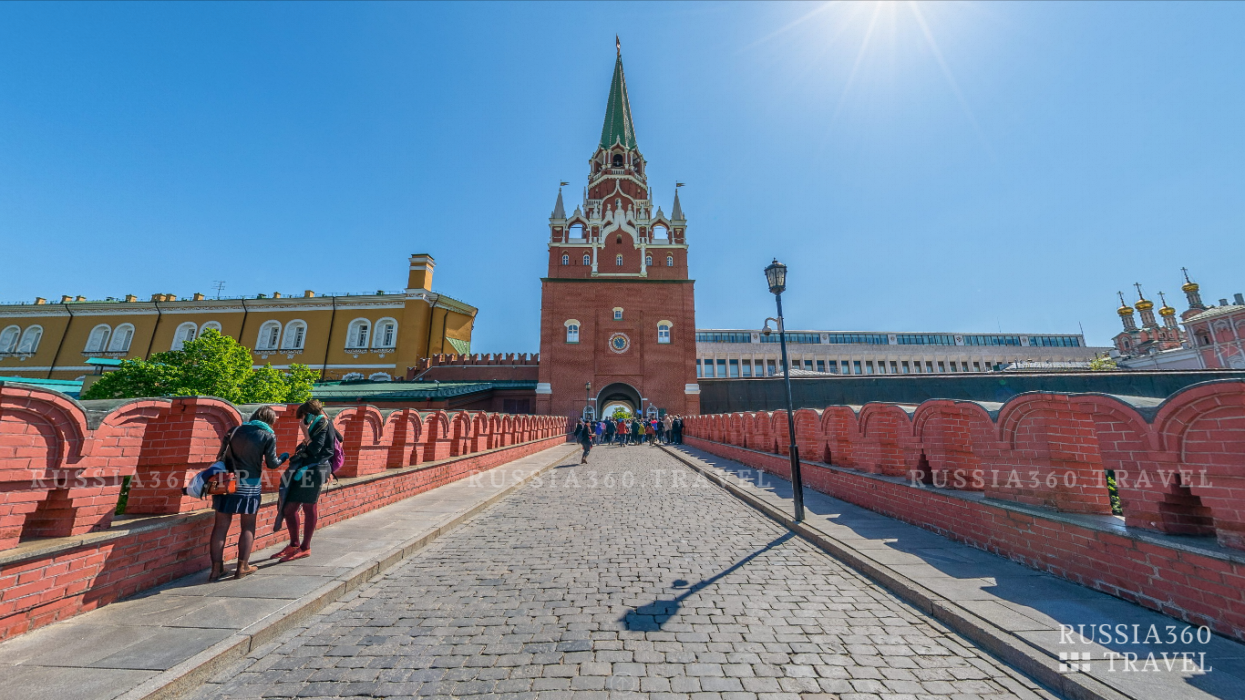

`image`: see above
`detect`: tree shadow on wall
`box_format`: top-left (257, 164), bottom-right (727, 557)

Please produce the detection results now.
top-left (620, 531), bottom-right (794, 631)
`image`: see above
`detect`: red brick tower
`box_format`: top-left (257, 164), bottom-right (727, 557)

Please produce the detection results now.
top-left (536, 46), bottom-right (699, 420)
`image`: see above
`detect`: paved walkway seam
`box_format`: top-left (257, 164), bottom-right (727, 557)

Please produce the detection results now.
top-left (660, 443), bottom-right (1135, 700)
top-left (112, 444), bottom-right (578, 700)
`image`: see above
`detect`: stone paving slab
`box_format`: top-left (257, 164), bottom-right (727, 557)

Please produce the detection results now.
top-left (665, 443), bottom-right (1245, 700)
top-left (0, 443), bottom-right (578, 700)
top-left (184, 442), bottom-right (1057, 700)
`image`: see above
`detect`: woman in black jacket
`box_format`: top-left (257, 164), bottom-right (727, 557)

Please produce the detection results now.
top-left (210, 405), bottom-right (285, 581)
top-left (273, 400), bottom-right (340, 563)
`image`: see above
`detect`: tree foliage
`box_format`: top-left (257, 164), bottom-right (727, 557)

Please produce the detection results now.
top-left (82, 329), bottom-right (317, 404)
top-left (1088, 355), bottom-right (1119, 372)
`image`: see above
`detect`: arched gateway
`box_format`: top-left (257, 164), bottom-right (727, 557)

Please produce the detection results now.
top-left (535, 46), bottom-right (700, 418)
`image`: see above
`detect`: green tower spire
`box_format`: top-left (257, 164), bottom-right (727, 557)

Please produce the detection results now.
top-left (599, 44), bottom-right (637, 151)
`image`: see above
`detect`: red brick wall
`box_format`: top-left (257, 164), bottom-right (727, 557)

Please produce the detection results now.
top-left (537, 279), bottom-right (698, 418)
top-left (682, 379), bottom-right (1245, 641)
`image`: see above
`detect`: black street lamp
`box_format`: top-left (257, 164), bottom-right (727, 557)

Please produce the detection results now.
top-left (762, 258), bottom-right (805, 522)
top-left (584, 381), bottom-right (593, 421)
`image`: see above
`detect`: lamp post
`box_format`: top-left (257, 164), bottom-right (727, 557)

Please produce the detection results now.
top-left (763, 258), bottom-right (805, 522)
top-left (585, 381), bottom-right (593, 421)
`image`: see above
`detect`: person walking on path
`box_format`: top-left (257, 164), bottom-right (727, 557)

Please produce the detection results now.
top-left (604, 417), bottom-right (616, 446)
top-left (272, 399), bottom-right (340, 563)
top-left (630, 418), bottom-right (641, 446)
top-left (663, 414), bottom-right (674, 444)
top-left (574, 418), bottom-right (593, 464)
top-left (210, 405), bottom-right (285, 582)
top-left (594, 419), bottom-right (604, 445)
top-left (655, 417), bottom-right (666, 444)
top-left (673, 415), bottom-right (684, 444)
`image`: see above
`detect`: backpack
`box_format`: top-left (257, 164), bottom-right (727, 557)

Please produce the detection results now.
top-left (329, 426), bottom-right (345, 474)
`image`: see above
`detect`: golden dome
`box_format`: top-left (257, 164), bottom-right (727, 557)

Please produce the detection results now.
top-left (1117, 304), bottom-right (1134, 316)
top-left (1182, 281), bottom-right (1199, 293)
top-left (1160, 305), bottom-right (1176, 317)
top-left (1135, 299), bottom-right (1154, 311)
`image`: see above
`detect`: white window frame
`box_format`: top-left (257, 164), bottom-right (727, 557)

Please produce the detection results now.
top-left (613, 308), bottom-right (623, 321)
top-left (200, 321), bottom-right (222, 336)
top-left (565, 319), bottom-right (581, 344)
top-left (0, 325), bottom-right (19, 353)
top-left (616, 254), bottom-right (623, 266)
top-left (666, 255), bottom-right (674, 267)
top-left (657, 321), bottom-right (672, 344)
top-left (108, 324), bottom-right (135, 352)
top-left (171, 322), bottom-right (198, 351)
top-left (561, 253), bottom-right (569, 265)
top-left (256, 320), bottom-right (282, 351)
top-left (17, 326), bottom-right (42, 353)
top-left (372, 317), bottom-right (398, 349)
top-left (645, 254), bottom-right (653, 266)
top-left (281, 320), bottom-right (308, 350)
top-left (346, 318), bottom-right (371, 349)
top-left (582, 254), bottom-right (591, 266)
top-left (85, 324), bottom-right (112, 353)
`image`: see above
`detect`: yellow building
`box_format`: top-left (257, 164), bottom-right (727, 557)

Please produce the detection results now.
top-left (0, 254), bottom-right (475, 381)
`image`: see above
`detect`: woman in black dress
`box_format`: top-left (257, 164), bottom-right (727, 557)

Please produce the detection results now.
top-left (273, 400), bottom-right (340, 562)
top-left (210, 405), bottom-right (285, 581)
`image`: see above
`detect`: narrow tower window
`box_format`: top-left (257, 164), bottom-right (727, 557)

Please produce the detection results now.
top-left (666, 255), bottom-right (674, 267)
top-left (616, 254), bottom-right (623, 266)
top-left (561, 253), bottom-right (569, 265)
top-left (583, 254), bottom-right (591, 265)
top-left (645, 255), bottom-right (652, 266)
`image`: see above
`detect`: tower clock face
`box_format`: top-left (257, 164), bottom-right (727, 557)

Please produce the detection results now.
top-left (608, 333), bottom-right (631, 354)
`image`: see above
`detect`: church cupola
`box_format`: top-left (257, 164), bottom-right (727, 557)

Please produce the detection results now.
top-left (1158, 291), bottom-right (1179, 330)
top-left (1181, 267), bottom-right (1206, 319)
top-left (1117, 291), bottom-right (1137, 331)
top-left (1134, 283), bottom-right (1158, 328)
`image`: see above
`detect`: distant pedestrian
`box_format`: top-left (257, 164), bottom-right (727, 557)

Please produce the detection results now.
top-left (615, 418), bottom-right (627, 446)
top-left (595, 419), bottom-right (604, 445)
top-left (630, 418), bottom-right (641, 445)
top-left (210, 405), bottom-right (286, 582)
top-left (604, 417), bottom-right (616, 445)
top-left (655, 418), bottom-right (665, 444)
top-left (575, 418), bottom-right (593, 463)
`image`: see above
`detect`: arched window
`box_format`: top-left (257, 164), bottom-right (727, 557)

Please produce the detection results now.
top-left (569, 224), bottom-right (585, 239)
top-left (645, 255), bottom-right (653, 266)
top-left (565, 319), bottom-right (580, 344)
top-left (255, 321), bottom-right (281, 351)
top-left (17, 326), bottom-right (42, 353)
top-left (666, 255), bottom-right (674, 267)
top-left (561, 253), bottom-right (570, 265)
top-left (346, 319), bottom-right (371, 349)
top-left (85, 324), bottom-right (112, 353)
top-left (652, 225), bottom-right (669, 240)
top-left (582, 254), bottom-right (591, 266)
top-left (281, 320), bottom-right (307, 350)
top-left (0, 326), bottom-right (20, 353)
top-left (108, 324), bottom-right (135, 353)
top-left (342, 372), bottom-right (365, 381)
top-left (612, 153), bottom-right (624, 167)
top-left (373, 318), bottom-right (397, 349)
top-left (171, 322), bottom-right (198, 351)
top-left (368, 372), bottom-right (393, 382)
top-left (616, 254), bottom-right (623, 266)
top-left (657, 321), bottom-right (672, 344)
top-left (200, 321), bottom-right (222, 335)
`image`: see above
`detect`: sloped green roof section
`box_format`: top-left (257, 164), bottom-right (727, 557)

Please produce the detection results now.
top-left (446, 337), bottom-right (471, 355)
top-left (599, 55), bottom-right (637, 150)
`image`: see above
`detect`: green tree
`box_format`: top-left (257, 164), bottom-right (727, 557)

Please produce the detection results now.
top-left (83, 329), bottom-right (317, 403)
top-left (1088, 355), bottom-right (1118, 372)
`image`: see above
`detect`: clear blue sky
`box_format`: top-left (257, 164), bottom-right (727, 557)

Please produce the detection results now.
top-left (1, 2), bottom-right (1242, 351)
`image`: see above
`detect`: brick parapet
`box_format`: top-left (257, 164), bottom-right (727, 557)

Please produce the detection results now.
top-left (0, 429), bottom-right (570, 643)
top-left (0, 382), bottom-right (569, 553)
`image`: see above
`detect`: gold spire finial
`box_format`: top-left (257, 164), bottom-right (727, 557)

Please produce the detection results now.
top-left (1158, 291), bottom-right (1176, 316)
top-left (1117, 291), bottom-right (1134, 316)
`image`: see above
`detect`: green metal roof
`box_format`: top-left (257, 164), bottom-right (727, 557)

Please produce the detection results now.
top-left (445, 337), bottom-right (471, 355)
top-left (599, 54), bottom-right (637, 150)
top-left (313, 379), bottom-right (535, 403)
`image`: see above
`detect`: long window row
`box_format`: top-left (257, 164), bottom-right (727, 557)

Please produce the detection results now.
top-left (895, 334), bottom-right (956, 346)
top-left (561, 252), bottom-right (676, 267)
top-left (696, 357), bottom-right (996, 378)
top-left (695, 332), bottom-right (752, 344)
top-left (1029, 335), bottom-right (1082, 347)
top-left (759, 332), bottom-right (822, 344)
top-left (824, 333), bottom-right (889, 345)
top-left (963, 335), bottom-right (1022, 346)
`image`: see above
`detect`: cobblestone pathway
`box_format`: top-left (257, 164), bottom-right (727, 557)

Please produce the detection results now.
top-left (194, 444), bottom-right (1054, 700)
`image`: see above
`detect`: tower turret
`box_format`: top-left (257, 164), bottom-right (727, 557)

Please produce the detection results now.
top-left (1158, 291), bottom-right (1179, 330)
top-left (1181, 267), bottom-right (1206, 320)
top-left (1117, 291), bottom-right (1137, 331)
top-left (1134, 283), bottom-right (1158, 328)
